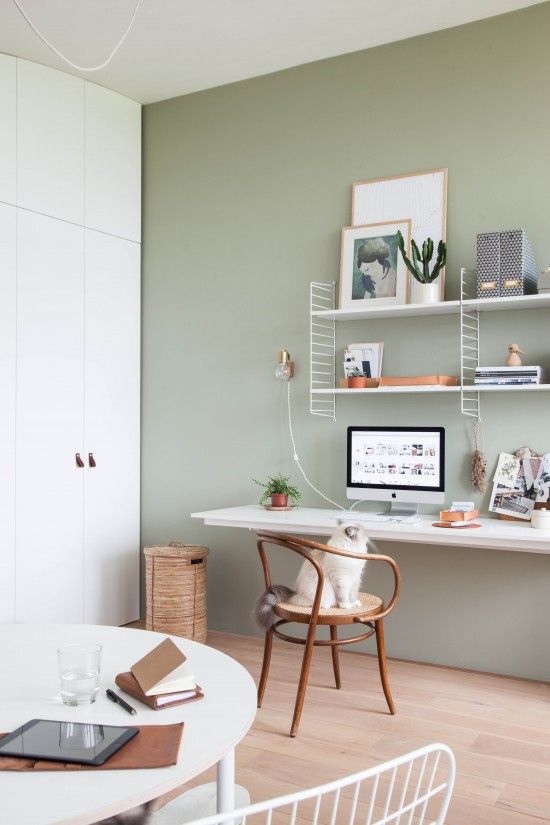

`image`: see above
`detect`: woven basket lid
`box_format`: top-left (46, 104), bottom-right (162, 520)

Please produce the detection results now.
top-left (144, 541), bottom-right (209, 560)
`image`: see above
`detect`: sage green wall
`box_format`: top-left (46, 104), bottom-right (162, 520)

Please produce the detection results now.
top-left (142, 4), bottom-right (550, 680)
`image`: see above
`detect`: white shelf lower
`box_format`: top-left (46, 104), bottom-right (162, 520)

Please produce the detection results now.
top-left (473, 383), bottom-right (550, 392)
top-left (312, 386), bottom-right (460, 395)
top-left (312, 384), bottom-right (550, 395)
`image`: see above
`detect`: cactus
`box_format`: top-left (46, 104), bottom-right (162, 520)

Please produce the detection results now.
top-left (396, 230), bottom-right (446, 284)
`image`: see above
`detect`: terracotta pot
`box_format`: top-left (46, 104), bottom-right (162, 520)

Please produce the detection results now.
top-left (348, 376), bottom-right (368, 388)
top-left (271, 493), bottom-right (288, 508)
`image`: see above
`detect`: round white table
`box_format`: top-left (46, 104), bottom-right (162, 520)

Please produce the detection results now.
top-left (0, 625), bottom-right (257, 825)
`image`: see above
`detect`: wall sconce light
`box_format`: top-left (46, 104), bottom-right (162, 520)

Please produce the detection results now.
top-left (275, 348), bottom-right (294, 380)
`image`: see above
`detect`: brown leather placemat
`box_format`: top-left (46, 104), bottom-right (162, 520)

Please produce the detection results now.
top-left (0, 723), bottom-right (183, 771)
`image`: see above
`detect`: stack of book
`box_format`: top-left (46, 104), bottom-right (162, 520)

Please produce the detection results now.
top-left (474, 366), bottom-right (546, 386)
top-left (116, 637), bottom-right (203, 710)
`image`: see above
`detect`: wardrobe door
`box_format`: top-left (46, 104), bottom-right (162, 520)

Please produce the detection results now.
top-left (83, 230), bottom-right (140, 625)
top-left (17, 59), bottom-right (85, 224)
top-left (0, 54), bottom-right (16, 204)
top-left (0, 204), bottom-right (16, 622)
top-left (85, 83), bottom-right (141, 242)
top-left (16, 211), bottom-right (85, 623)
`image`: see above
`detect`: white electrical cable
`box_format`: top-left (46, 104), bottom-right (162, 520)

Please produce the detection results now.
top-left (11, 0), bottom-right (142, 72)
top-left (286, 381), bottom-right (346, 511)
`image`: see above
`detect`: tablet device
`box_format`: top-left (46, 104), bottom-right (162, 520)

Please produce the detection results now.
top-left (0, 719), bottom-right (138, 766)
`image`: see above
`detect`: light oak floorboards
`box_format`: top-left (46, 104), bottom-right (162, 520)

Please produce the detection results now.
top-left (131, 627), bottom-right (550, 823)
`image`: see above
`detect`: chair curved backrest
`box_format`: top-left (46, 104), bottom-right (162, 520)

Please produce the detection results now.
top-left (180, 743), bottom-right (456, 825)
top-left (256, 530), bottom-right (401, 621)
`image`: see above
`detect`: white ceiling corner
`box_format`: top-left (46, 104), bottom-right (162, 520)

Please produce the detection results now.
top-left (0, 0), bottom-right (545, 104)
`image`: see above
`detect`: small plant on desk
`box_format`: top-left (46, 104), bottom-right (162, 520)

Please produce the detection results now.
top-left (253, 474), bottom-right (302, 508)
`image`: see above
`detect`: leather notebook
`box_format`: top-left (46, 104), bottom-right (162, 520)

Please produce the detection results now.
top-left (116, 671), bottom-right (204, 710)
top-left (0, 723), bottom-right (183, 771)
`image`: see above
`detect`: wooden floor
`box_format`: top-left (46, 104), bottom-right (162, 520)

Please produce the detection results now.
top-left (149, 629), bottom-right (550, 823)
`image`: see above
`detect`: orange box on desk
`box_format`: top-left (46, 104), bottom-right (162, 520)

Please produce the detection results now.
top-left (439, 509), bottom-right (479, 522)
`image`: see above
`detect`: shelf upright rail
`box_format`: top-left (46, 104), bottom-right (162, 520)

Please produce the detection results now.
top-left (310, 282), bottom-right (336, 420)
top-left (460, 268), bottom-right (481, 419)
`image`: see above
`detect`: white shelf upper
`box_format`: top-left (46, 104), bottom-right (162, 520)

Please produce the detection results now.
top-left (311, 292), bottom-right (550, 322)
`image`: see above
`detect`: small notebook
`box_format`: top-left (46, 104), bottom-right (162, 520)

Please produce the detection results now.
top-left (116, 671), bottom-right (203, 710)
top-left (131, 638), bottom-right (195, 695)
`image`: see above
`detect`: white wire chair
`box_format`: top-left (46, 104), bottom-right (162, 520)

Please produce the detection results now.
top-left (179, 743), bottom-right (456, 825)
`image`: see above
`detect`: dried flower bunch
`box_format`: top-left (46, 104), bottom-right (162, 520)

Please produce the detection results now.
top-left (471, 421), bottom-right (487, 493)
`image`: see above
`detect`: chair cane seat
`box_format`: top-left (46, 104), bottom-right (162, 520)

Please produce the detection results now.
top-left (273, 591), bottom-right (383, 626)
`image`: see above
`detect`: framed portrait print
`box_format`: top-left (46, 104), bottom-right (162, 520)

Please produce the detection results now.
top-left (338, 219), bottom-right (411, 310)
top-left (351, 168), bottom-right (447, 300)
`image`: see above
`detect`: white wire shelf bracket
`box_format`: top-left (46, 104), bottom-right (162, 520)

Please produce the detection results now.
top-left (310, 282), bottom-right (336, 420)
top-left (460, 268), bottom-right (480, 420)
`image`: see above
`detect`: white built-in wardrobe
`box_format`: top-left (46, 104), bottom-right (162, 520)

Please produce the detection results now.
top-left (0, 54), bottom-right (141, 626)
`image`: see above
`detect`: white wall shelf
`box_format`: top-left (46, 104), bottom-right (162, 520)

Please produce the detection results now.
top-left (312, 386), bottom-right (460, 395)
top-left (311, 293), bottom-right (550, 322)
top-left (312, 384), bottom-right (550, 396)
top-left (311, 300), bottom-right (460, 321)
top-left (462, 293), bottom-right (550, 312)
top-left (310, 276), bottom-right (550, 421)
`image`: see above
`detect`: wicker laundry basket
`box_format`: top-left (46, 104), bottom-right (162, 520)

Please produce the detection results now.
top-left (144, 542), bottom-right (209, 643)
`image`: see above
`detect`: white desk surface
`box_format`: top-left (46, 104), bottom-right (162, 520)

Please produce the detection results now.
top-left (192, 505), bottom-right (550, 555)
top-left (0, 624), bottom-right (256, 825)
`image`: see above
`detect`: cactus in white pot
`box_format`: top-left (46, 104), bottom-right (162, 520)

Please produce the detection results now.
top-left (396, 230), bottom-right (446, 304)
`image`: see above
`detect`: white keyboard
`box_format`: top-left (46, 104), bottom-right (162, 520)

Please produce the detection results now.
top-left (338, 512), bottom-right (393, 523)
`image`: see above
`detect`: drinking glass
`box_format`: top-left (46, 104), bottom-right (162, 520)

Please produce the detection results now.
top-left (58, 644), bottom-right (102, 705)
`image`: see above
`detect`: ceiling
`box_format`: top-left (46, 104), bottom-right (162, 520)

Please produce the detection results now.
top-left (0, 0), bottom-right (544, 104)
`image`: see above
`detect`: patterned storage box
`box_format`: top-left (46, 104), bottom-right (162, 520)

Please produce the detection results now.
top-left (476, 232), bottom-right (500, 298)
top-left (476, 230), bottom-right (537, 298)
top-left (499, 230), bottom-right (537, 296)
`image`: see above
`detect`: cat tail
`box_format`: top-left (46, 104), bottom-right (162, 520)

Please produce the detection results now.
top-left (253, 585), bottom-right (295, 630)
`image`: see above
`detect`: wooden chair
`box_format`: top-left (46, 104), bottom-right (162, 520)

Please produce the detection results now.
top-left (256, 530), bottom-right (401, 737)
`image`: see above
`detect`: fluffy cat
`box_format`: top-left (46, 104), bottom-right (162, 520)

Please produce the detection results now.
top-left (254, 524), bottom-right (369, 630)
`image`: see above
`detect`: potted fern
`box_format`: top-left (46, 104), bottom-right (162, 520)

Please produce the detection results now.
top-left (253, 474), bottom-right (302, 508)
top-left (396, 231), bottom-right (446, 304)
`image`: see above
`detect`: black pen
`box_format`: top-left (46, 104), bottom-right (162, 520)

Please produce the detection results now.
top-left (106, 688), bottom-right (137, 715)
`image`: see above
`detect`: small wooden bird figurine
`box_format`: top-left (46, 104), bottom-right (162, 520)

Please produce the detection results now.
top-left (506, 343), bottom-right (525, 367)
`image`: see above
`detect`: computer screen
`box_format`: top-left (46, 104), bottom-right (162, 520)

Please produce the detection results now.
top-left (347, 426), bottom-right (445, 498)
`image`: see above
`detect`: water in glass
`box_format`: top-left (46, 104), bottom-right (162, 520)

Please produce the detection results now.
top-left (58, 644), bottom-right (102, 705)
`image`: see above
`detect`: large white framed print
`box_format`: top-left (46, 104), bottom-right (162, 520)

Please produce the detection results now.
top-left (351, 169), bottom-right (447, 300)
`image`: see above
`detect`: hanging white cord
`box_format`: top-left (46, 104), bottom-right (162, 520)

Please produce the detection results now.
top-left (11, 0), bottom-right (142, 72)
top-left (286, 381), bottom-right (346, 511)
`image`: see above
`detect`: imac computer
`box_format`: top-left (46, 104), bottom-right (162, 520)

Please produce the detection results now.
top-left (347, 426), bottom-right (445, 516)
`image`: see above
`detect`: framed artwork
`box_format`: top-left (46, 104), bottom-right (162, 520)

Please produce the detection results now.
top-left (344, 342), bottom-right (384, 378)
top-left (351, 168), bottom-right (447, 300)
top-left (339, 219), bottom-right (411, 310)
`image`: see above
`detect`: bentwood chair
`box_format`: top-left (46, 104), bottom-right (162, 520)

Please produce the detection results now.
top-left (256, 530), bottom-right (401, 737)
top-left (178, 743), bottom-right (456, 825)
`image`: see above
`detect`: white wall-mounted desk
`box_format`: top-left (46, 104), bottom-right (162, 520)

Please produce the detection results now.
top-left (191, 505), bottom-right (550, 555)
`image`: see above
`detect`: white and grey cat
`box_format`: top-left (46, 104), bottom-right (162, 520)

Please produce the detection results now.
top-left (254, 524), bottom-right (369, 629)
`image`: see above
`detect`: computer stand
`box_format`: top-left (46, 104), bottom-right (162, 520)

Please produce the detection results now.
top-left (379, 502), bottom-right (420, 518)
